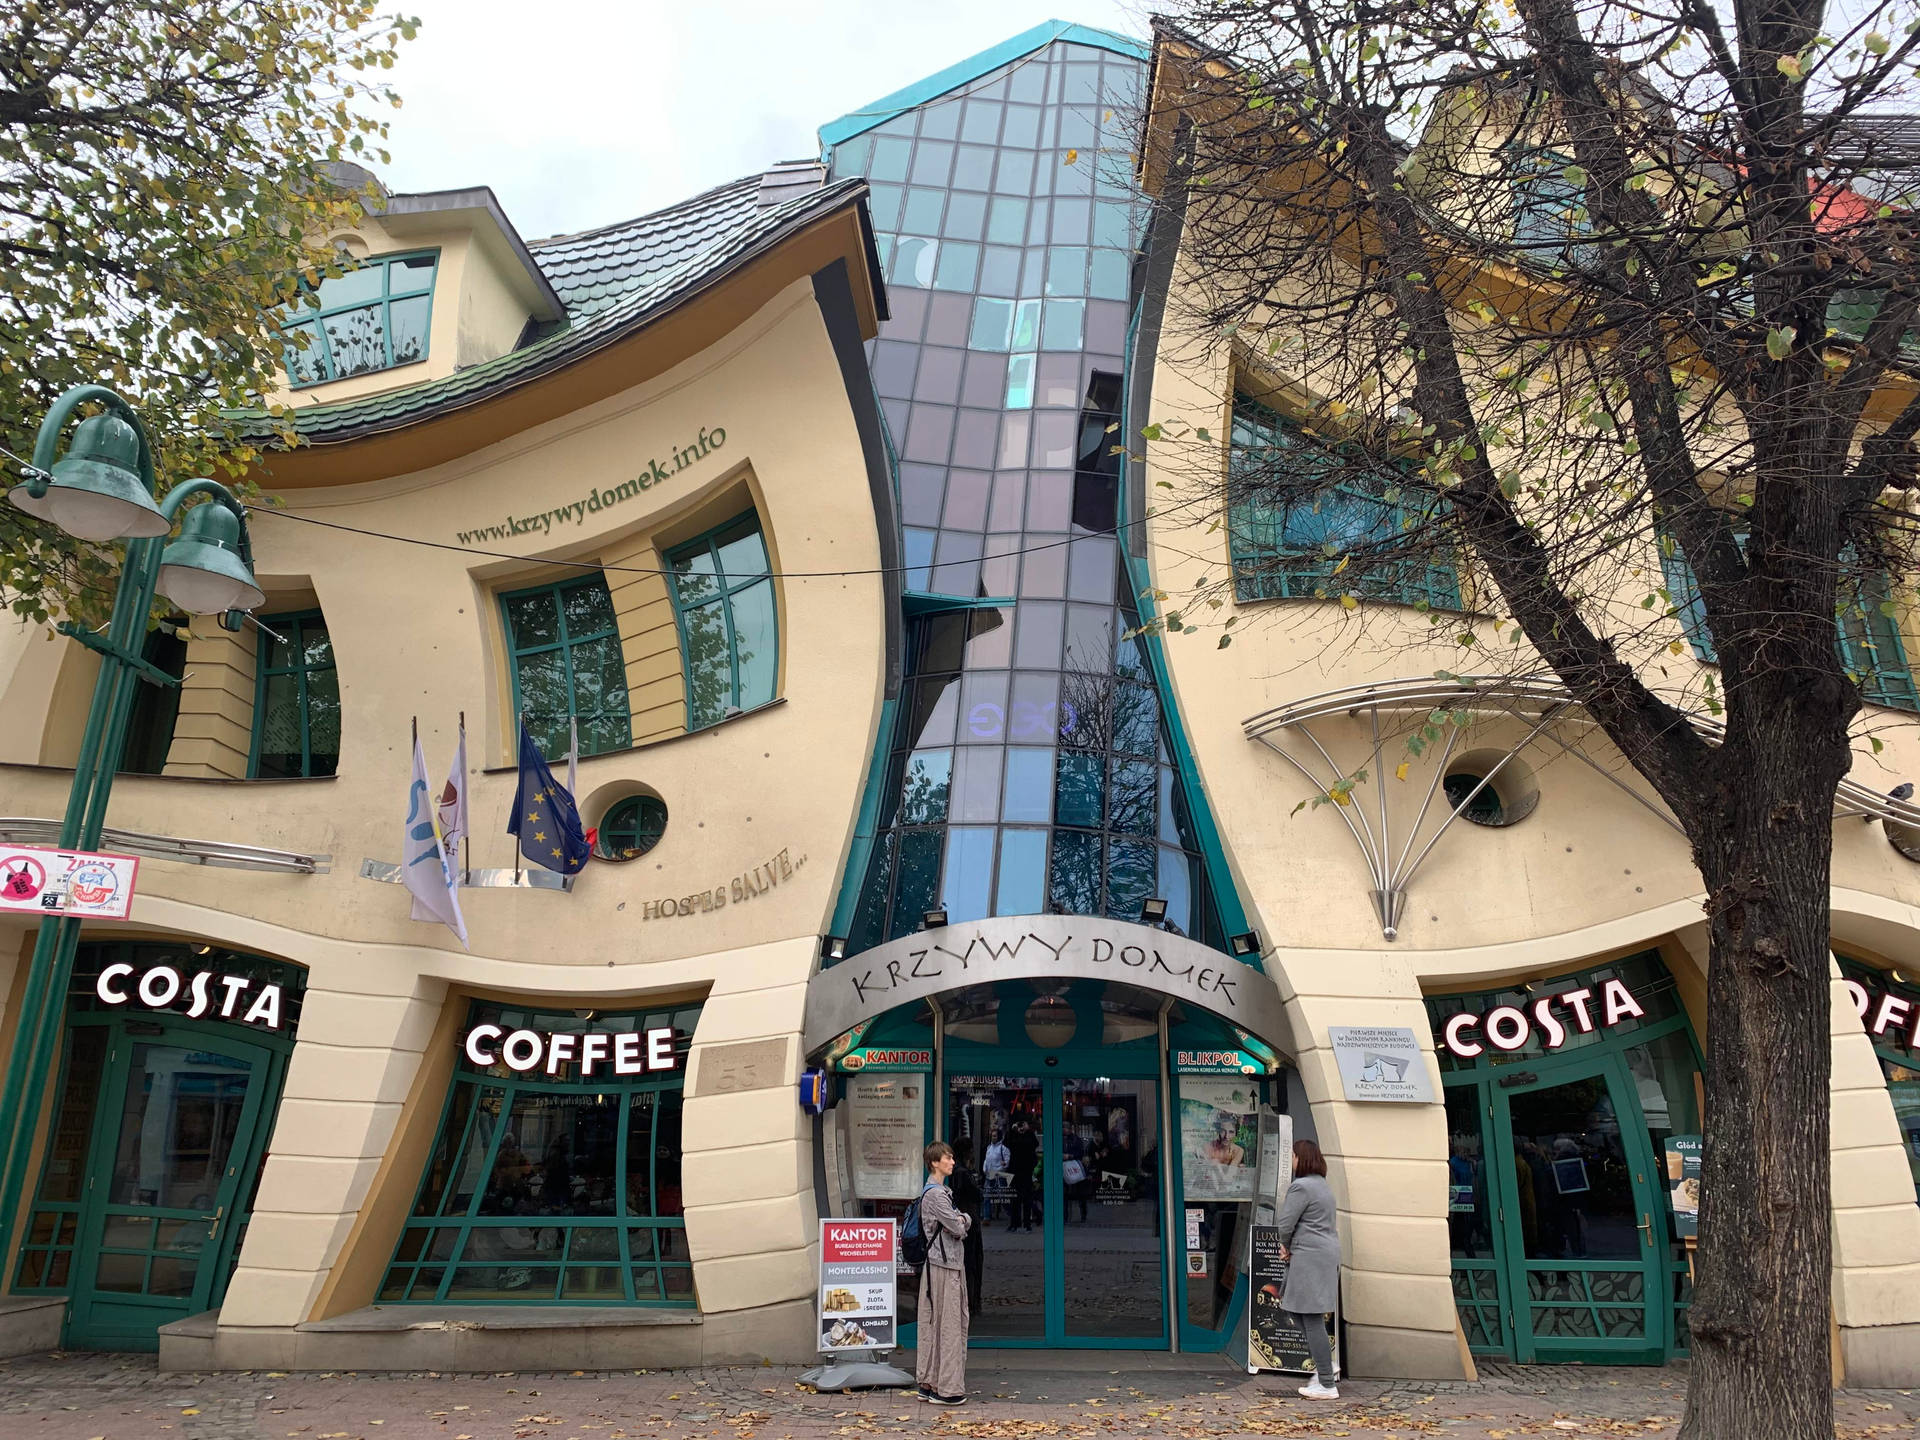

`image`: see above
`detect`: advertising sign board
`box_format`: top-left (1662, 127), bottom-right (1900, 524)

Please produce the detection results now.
top-left (818, 1218), bottom-right (899, 1353)
top-left (0, 845), bottom-right (139, 920)
top-left (1247, 1225), bottom-right (1340, 1376)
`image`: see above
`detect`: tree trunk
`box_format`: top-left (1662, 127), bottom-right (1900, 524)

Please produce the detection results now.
top-left (1679, 718), bottom-right (1841, 1440)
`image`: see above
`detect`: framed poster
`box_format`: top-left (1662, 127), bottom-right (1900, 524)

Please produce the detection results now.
top-left (847, 1075), bottom-right (924, 1200)
top-left (1252, 1109), bottom-right (1294, 1228)
top-left (1665, 1135), bottom-right (1701, 1239)
top-left (1247, 1224), bottom-right (1340, 1377)
top-left (818, 1218), bottom-right (898, 1352)
top-left (1180, 1076), bottom-right (1258, 1201)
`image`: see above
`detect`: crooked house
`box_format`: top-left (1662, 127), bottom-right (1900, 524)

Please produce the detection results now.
top-left (0, 19), bottom-right (1916, 1382)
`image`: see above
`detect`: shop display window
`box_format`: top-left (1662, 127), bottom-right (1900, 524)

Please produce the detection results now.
top-left (380, 1000), bottom-right (700, 1306)
top-left (665, 512), bottom-right (779, 731)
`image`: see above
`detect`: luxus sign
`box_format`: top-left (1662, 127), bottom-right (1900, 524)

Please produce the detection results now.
top-left (1437, 979), bottom-right (1647, 1058)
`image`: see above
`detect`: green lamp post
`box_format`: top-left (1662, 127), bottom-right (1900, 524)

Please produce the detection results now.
top-left (0, 385), bottom-right (264, 1286)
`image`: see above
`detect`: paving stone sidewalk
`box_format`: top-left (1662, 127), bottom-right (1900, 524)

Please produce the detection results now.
top-left (0, 1350), bottom-right (1914, 1440)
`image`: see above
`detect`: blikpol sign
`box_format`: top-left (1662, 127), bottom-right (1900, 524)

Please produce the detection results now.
top-left (0, 845), bottom-right (139, 920)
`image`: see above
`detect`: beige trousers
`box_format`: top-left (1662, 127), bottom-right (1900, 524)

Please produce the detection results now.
top-left (915, 1262), bottom-right (970, 1397)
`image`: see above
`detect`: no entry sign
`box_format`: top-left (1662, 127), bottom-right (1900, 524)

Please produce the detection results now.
top-left (0, 845), bottom-right (139, 920)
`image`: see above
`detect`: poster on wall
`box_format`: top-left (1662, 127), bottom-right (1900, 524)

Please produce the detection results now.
top-left (0, 845), bottom-right (139, 920)
top-left (1665, 1135), bottom-right (1702, 1239)
top-left (1180, 1076), bottom-right (1259, 1201)
top-left (1247, 1225), bottom-right (1340, 1376)
top-left (818, 1218), bottom-right (898, 1353)
top-left (847, 1074), bottom-right (924, 1200)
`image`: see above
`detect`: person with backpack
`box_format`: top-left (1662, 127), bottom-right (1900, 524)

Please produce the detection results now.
top-left (911, 1141), bottom-right (971, 1406)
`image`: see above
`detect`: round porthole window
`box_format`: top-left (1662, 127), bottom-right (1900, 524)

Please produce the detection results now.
top-left (1442, 750), bottom-right (1540, 829)
top-left (595, 794), bottom-right (668, 862)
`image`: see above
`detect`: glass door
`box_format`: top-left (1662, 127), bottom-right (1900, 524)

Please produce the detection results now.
top-left (1056, 1077), bottom-right (1164, 1342)
top-left (946, 1072), bottom-right (1167, 1347)
top-left (66, 1028), bottom-right (275, 1351)
top-left (1491, 1057), bottom-right (1667, 1364)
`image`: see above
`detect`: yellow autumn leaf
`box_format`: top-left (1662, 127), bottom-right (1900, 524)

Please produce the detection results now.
top-left (1396, 761), bottom-right (1411, 781)
top-left (1669, 640), bottom-right (1684, 656)
top-left (1340, 594), bottom-right (1359, 610)
top-left (1064, 147), bottom-right (1079, 165)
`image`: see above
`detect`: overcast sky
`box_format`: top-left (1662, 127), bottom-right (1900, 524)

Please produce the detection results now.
top-left (376, 2), bottom-right (1141, 242)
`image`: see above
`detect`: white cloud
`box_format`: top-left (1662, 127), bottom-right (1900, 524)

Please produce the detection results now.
top-left (378, 1), bottom-right (1141, 240)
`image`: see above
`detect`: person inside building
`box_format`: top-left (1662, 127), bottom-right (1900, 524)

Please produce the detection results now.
top-left (1274, 1138), bottom-right (1341, 1400)
top-left (949, 1137), bottom-right (986, 1319)
top-left (1007, 1112), bottom-right (1038, 1233)
top-left (915, 1141), bottom-right (972, 1407)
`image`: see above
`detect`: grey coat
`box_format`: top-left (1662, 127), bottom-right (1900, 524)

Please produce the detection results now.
top-left (1273, 1173), bottom-right (1340, 1313)
top-left (919, 1177), bottom-right (971, 1270)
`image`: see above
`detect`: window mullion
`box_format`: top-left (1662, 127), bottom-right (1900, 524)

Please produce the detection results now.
top-left (715, 542), bottom-right (743, 709)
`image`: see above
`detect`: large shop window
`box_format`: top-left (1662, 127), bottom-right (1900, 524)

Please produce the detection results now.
top-left (279, 250), bottom-right (438, 386)
top-left (251, 610), bottom-right (341, 778)
top-left (502, 575), bottom-right (633, 760)
top-left (1659, 533), bottom-right (1918, 712)
top-left (1838, 956), bottom-right (1920, 1204)
top-left (665, 514), bottom-right (778, 730)
top-left (1227, 395), bottom-right (1462, 611)
top-left (381, 1000), bottom-right (700, 1306)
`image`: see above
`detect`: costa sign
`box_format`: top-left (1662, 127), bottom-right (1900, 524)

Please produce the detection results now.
top-left (1843, 977), bottom-right (1920, 1051)
top-left (95, 960), bottom-right (285, 1031)
top-left (1439, 979), bottom-right (1647, 1058)
top-left (463, 1023), bottom-right (678, 1078)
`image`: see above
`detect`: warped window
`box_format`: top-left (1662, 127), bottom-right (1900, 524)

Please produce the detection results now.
top-left (666, 514), bottom-right (778, 731)
top-left (1510, 149), bottom-right (1598, 271)
top-left (1228, 395), bottom-right (1461, 610)
top-left (279, 251), bottom-right (438, 386)
top-left (502, 575), bottom-right (633, 760)
top-left (1659, 530), bottom-right (1917, 712)
top-left (251, 611), bottom-right (340, 778)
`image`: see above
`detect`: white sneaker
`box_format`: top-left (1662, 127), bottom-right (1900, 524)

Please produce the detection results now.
top-left (1298, 1377), bottom-right (1339, 1400)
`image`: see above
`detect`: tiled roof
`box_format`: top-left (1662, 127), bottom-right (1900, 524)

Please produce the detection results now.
top-left (244, 175), bottom-right (871, 445)
top-left (528, 176), bottom-right (764, 320)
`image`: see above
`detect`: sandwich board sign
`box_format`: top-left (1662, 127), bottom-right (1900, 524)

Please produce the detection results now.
top-left (1247, 1224), bottom-right (1340, 1376)
top-left (817, 1218), bottom-right (898, 1353)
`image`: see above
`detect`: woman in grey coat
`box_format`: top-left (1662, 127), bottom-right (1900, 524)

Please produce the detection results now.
top-left (1274, 1137), bottom-right (1341, 1398)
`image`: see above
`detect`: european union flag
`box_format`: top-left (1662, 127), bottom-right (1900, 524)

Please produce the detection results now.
top-left (508, 721), bottom-right (590, 874)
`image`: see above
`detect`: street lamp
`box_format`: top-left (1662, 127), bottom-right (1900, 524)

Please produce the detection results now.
top-left (0, 384), bottom-right (263, 1274)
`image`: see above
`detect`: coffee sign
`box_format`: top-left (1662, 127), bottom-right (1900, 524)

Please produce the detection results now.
top-left (1437, 979), bottom-right (1647, 1058)
top-left (463, 1022), bottom-right (678, 1078)
top-left (1843, 976), bottom-right (1920, 1051)
top-left (95, 960), bottom-right (285, 1030)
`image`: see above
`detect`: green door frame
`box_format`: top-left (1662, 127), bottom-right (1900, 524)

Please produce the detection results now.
top-left (1463, 1047), bottom-right (1671, 1365)
top-left (943, 1053), bottom-right (1170, 1350)
top-left (64, 1019), bottom-right (281, 1351)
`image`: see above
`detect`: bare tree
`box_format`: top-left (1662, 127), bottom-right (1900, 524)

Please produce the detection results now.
top-left (1139, 1), bottom-right (1920, 1433)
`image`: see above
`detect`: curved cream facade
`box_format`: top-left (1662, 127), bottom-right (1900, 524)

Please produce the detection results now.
top-left (1141, 288), bottom-right (1920, 1383)
top-left (0, 246), bottom-right (891, 1365)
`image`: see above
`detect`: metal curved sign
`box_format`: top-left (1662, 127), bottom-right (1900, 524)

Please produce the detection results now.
top-left (802, 915), bottom-right (1292, 1056)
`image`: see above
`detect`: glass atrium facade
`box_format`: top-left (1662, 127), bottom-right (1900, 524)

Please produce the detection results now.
top-left (827, 36), bottom-right (1229, 953)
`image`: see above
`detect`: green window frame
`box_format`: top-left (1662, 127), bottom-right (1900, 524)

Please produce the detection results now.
top-left (595, 794), bottom-right (668, 861)
top-left (1837, 956), bottom-right (1920, 1205)
top-left (279, 249), bottom-right (438, 386)
top-left (380, 1000), bottom-right (701, 1306)
top-left (1659, 532), bottom-right (1917, 711)
top-left (501, 574), bottom-right (633, 761)
top-left (1228, 395), bottom-right (1461, 610)
top-left (665, 513), bottom-right (779, 730)
top-left (250, 610), bottom-right (340, 779)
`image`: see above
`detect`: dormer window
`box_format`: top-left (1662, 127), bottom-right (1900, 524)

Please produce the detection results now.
top-left (280, 250), bottom-right (438, 386)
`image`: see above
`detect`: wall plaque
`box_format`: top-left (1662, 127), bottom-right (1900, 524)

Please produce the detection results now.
top-left (696, 1038), bottom-right (790, 1095)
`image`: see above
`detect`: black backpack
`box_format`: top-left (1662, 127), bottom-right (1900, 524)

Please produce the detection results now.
top-left (901, 1181), bottom-right (938, 1266)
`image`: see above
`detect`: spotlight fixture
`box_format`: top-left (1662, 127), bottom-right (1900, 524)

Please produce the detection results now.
top-left (1229, 930), bottom-right (1260, 957)
top-left (1140, 897), bottom-right (1169, 925)
top-left (922, 908), bottom-right (949, 930)
top-left (821, 935), bottom-right (847, 962)
top-left (190, 943), bottom-right (212, 956)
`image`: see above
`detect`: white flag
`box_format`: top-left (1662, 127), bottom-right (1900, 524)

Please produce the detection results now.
top-left (405, 734), bottom-right (468, 947)
top-left (437, 719), bottom-right (468, 865)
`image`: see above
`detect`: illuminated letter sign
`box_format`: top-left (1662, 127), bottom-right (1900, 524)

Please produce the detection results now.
top-left (94, 961), bottom-right (287, 1032)
top-left (461, 1023), bottom-right (680, 1077)
top-left (1438, 979), bottom-right (1650, 1058)
top-left (1843, 977), bottom-right (1920, 1052)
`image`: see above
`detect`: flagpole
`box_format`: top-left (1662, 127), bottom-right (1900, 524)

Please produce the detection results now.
top-left (459, 710), bottom-right (469, 885)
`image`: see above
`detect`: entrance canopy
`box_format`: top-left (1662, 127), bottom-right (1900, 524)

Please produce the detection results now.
top-left (802, 915), bottom-right (1291, 1056)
